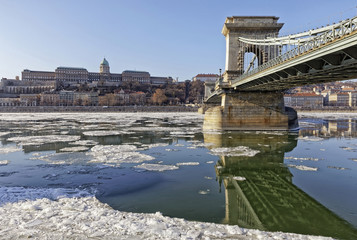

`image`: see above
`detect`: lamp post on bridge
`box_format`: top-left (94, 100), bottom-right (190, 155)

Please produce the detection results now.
top-left (219, 68), bottom-right (222, 85)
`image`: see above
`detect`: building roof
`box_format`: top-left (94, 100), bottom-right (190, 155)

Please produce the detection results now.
top-left (101, 58), bottom-right (109, 66)
top-left (341, 87), bottom-right (355, 91)
top-left (291, 93), bottom-right (322, 97)
top-left (195, 74), bottom-right (219, 78)
top-left (122, 70), bottom-right (149, 74)
top-left (22, 69), bottom-right (55, 74)
top-left (56, 67), bottom-right (87, 71)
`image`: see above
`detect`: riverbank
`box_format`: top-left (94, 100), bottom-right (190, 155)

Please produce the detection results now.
top-left (0, 106), bottom-right (199, 112)
top-left (2, 105), bottom-right (357, 113)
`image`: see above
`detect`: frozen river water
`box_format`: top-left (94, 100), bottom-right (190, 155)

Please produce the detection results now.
top-left (0, 112), bottom-right (357, 239)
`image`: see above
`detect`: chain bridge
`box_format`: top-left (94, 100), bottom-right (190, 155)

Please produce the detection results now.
top-left (203, 16), bottom-right (357, 131)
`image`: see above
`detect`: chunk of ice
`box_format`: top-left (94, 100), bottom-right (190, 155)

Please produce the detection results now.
top-left (210, 146), bottom-right (259, 157)
top-left (176, 162), bottom-right (199, 166)
top-left (0, 160), bottom-right (10, 166)
top-left (88, 145), bottom-right (154, 167)
top-left (134, 163), bottom-right (179, 172)
top-left (7, 135), bottom-right (81, 146)
top-left (82, 130), bottom-right (133, 136)
top-left (69, 140), bottom-right (98, 146)
top-left (0, 146), bottom-right (21, 154)
top-left (287, 164), bottom-right (318, 171)
top-left (59, 146), bottom-right (89, 152)
top-left (233, 176), bottom-right (246, 181)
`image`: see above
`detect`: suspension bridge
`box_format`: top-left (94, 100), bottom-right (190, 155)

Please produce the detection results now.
top-left (202, 15), bottom-right (357, 131)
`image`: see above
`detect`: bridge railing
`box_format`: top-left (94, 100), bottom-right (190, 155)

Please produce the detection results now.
top-left (232, 16), bottom-right (357, 84)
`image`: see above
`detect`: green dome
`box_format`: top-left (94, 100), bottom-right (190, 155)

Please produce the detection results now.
top-left (101, 58), bottom-right (109, 66)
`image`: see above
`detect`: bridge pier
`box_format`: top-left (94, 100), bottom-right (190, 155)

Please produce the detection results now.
top-left (203, 91), bottom-right (298, 131)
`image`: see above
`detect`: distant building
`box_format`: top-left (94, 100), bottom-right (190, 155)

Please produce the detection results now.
top-left (58, 91), bottom-right (98, 106)
top-left (122, 70), bottom-right (150, 84)
top-left (284, 95), bottom-right (291, 106)
top-left (20, 94), bottom-right (38, 106)
top-left (0, 97), bottom-right (20, 106)
top-left (55, 67), bottom-right (89, 83)
top-left (193, 74), bottom-right (219, 82)
top-left (22, 70), bottom-right (55, 82)
top-left (150, 76), bottom-right (173, 86)
top-left (284, 93), bottom-right (323, 108)
top-left (0, 78), bottom-right (54, 95)
top-left (328, 92), bottom-right (349, 106)
top-left (21, 58), bottom-right (173, 86)
top-left (350, 92), bottom-right (357, 107)
top-left (41, 92), bottom-right (60, 106)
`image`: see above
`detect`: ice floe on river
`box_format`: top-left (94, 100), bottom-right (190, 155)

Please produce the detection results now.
top-left (7, 135), bottom-right (81, 146)
top-left (327, 166), bottom-right (351, 170)
top-left (0, 187), bottom-right (331, 240)
top-left (87, 145), bottom-right (154, 167)
top-left (142, 143), bottom-right (169, 149)
top-left (287, 164), bottom-right (318, 171)
top-left (69, 140), bottom-right (98, 146)
top-left (134, 163), bottom-right (179, 172)
top-left (209, 146), bottom-right (260, 157)
top-left (298, 136), bottom-right (325, 142)
top-left (0, 160), bottom-right (10, 166)
top-left (59, 146), bottom-right (89, 152)
top-left (233, 176), bottom-right (246, 181)
top-left (82, 130), bottom-right (133, 136)
top-left (176, 162), bottom-right (200, 166)
top-left (0, 132), bottom-right (11, 137)
top-left (31, 152), bottom-right (90, 165)
top-left (285, 156), bottom-right (323, 161)
top-left (0, 146), bottom-right (22, 154)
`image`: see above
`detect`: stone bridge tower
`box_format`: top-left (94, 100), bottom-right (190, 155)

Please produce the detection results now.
top-left (203, 16), bottom-right (298, 131)
top-left (222, 16), bottom-right (283, 82)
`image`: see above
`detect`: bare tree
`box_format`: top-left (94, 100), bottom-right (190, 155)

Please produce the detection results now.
top-left (151, 89), bottom-right (167, 105)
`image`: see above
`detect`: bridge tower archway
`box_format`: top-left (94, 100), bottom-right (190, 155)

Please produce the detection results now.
top-left (222, 16), bottom-right (283, 82)
top-left (241, 44), bottom-right (266, 72)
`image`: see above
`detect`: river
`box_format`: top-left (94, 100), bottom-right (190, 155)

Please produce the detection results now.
top-left (0, 112), bottom-right (357, 239)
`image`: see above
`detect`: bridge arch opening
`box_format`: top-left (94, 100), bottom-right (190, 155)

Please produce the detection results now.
top-left (242, 45), bottom-right (265, 73)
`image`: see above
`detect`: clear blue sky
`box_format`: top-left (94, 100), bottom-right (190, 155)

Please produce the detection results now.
top-left (0, 0), bottom-right (356, 81)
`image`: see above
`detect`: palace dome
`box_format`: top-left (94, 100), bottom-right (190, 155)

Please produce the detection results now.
top-left (101, 58), bottom-right (109, 66)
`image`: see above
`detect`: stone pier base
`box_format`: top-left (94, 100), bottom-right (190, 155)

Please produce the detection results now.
top-left (203, 92), bottom-right (298, 131)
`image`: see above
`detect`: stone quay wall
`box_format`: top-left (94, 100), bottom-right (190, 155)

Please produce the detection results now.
top-left (0, 106), bottom-right (199, 113)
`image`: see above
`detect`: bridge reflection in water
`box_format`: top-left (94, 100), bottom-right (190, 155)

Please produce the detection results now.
top-left (204, 132), bottom-right (357, 239)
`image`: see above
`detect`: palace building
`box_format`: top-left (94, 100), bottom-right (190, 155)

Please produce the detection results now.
top-left (21, 58), bottom-right (173, 86)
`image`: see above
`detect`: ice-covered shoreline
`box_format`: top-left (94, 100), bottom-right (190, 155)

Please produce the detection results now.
top-left (0, 187), bottom-right (332, 240)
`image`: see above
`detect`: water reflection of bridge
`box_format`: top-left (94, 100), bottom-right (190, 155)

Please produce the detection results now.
top-left (204, 132), bottom-right (357, 239)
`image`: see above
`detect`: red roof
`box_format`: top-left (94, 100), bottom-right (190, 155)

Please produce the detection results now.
top-left (342, 87), bottom-right (355, 91)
